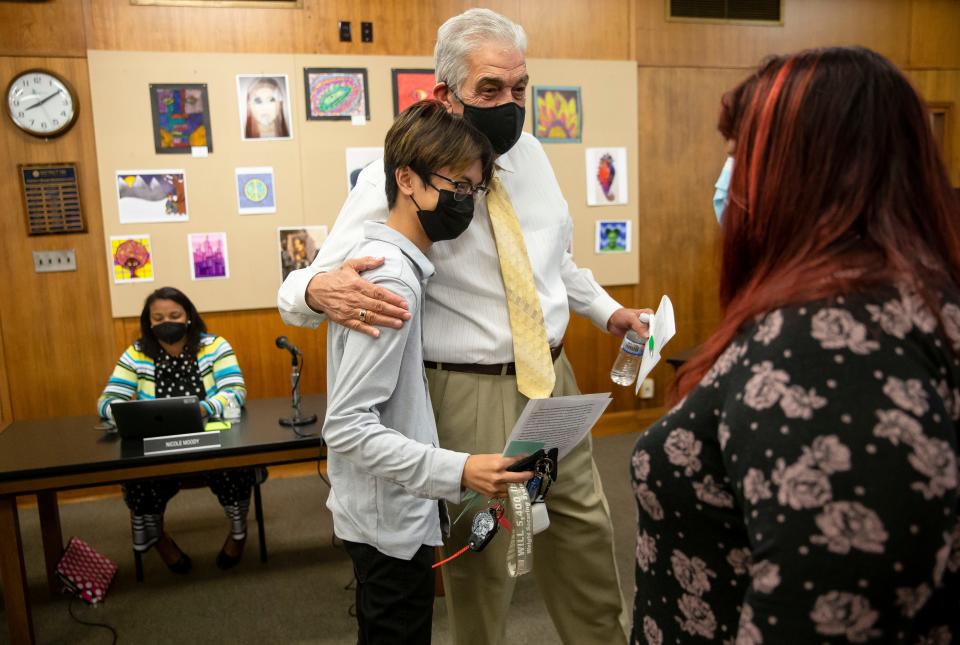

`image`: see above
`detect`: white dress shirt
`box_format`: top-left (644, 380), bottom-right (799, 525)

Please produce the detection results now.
top-left (278, 133), bottom-right (622, 364)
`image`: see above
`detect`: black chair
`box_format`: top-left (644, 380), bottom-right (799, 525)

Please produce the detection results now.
top-left (132, 469), bottom-right (269, 582)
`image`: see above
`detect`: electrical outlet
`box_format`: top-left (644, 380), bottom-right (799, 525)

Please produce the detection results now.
top-left (339, 20), bottom-right (352, 42)
top-left (33, 250), bottom-right (77, 273)
top-left (361, 22), bottom-right (373, 42)
top-left (639, 378), bottom-right (655, 399)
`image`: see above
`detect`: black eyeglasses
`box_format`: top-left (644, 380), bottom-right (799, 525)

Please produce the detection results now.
top-left (429, 172), bottom-right (487, 202)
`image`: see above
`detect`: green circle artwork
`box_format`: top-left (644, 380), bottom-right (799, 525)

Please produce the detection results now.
top-left (243, 178), bottom-right (268, 203)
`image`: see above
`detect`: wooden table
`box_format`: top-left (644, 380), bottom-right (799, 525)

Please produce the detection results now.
top-left (0, 395), bottom-right (326, 645)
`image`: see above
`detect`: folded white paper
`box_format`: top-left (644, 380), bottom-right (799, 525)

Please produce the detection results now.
top-left (635, 295), bottom-right (677, 395)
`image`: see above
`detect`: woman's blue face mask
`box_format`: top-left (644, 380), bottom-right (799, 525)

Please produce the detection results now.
top-left (713, 156), bottom-right (734, 224)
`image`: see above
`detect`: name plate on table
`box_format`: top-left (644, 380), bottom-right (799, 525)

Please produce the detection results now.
top-left (144, 431), bottom-right (221, 455)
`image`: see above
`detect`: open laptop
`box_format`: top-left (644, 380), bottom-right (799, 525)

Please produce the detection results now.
top-left (111, 396), bottom-right (205, 439)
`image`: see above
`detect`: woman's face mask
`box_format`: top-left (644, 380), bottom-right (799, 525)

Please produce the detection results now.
top-left (153, 321), bottom-right (189, 344)
top-left (713, 156), bottom-right (734, 224)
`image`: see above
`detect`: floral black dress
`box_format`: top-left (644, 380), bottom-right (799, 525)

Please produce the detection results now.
top-left (631, 288), bottom-right (960, 644)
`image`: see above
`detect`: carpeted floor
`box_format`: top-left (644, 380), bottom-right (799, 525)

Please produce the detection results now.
top-left (0, 431), bottom-right (642, 645)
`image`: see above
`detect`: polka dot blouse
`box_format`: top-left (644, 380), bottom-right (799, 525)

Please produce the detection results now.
top-left (155, 349), bottom-right (206, 401)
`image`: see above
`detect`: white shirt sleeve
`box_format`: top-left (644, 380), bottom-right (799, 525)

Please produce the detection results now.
top-left (277, 161), bottom-right (390, 329)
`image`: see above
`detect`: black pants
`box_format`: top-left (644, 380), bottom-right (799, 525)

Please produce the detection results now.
top-left (343, 541), bottom-right (435, 645)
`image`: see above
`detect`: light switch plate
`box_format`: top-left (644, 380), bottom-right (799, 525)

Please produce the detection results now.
top-left (639, 378), bottom-right (655, 399)
top-left (33, 250), bottom-right (77, 273)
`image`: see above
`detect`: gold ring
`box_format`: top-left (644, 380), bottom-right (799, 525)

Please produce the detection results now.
top-left (359, 309), bottom-right (367, 322)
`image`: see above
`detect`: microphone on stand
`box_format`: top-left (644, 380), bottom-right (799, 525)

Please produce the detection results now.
top-left (275, 335), bottom-right (318, 433)
top-left (275, 336), bottom-right (301, 365)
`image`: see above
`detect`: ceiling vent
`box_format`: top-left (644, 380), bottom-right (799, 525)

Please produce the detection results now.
top-left (669, 0), bottom-right (782, 23)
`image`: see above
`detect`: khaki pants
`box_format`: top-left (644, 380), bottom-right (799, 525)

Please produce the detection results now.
top-left (427, 352), bottom-right (628, 645)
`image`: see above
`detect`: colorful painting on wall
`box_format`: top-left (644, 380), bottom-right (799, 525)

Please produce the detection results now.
top-left (533, 86), bottom-right (581, 143)
top-left (304, 68), bottom-right (370, 121)
top-left (116, 170), bottom-right (188, 223)
top-left (188, 232), bottom-right (229, 280)
top-left (585, 148), bottom-right (627, 206)
top-left (391, 69), bottom-right (435, 116)
top-left (278, 226), bottom-right (328, 282)
top-left (111, 235), bottom-right (155, 283)
top-left (595, 220), bottom-right (630, 254)
top-left (149, 84), bottom-right (213, 154)
top-left (235, 167), bottom-right (276, 214)
top-left (236, 75), bottom-right (293, 141)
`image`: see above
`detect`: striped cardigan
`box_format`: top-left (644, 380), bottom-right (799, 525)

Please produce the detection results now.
top-left (97, 334), bottom-right (246, 419)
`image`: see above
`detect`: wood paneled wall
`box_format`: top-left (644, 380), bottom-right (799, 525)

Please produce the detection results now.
top-left (1, 0), bottom-right (959, 425)
top-left (630, 0), bottom-right (960, 409)
top-left (0, 56), bottom-right (115, 423)
top-left (82, 0), bottom-right (633, 60)
top-left (635, 0), bottom-right (912, 69)
top-left (908, 69), bottom-right (960, 187)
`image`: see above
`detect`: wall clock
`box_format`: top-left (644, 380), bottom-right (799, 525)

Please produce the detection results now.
top-left (5, 69), bottom-right (79, 139)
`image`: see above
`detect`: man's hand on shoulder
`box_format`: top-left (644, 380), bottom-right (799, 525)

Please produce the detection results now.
top-left (606, 307), bottom-right (654, 338)
top-left (304, 256), bottom-right (412, 338)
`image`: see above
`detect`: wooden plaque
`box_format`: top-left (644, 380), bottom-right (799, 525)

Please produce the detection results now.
top-left (18, 163), bottom-right (85, 235)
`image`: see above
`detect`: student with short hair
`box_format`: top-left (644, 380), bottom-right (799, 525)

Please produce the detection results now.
top-left (321, 100), bottom-right (532, 645)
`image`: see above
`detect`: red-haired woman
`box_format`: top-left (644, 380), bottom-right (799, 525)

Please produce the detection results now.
top-left (632, 47), bottom-right (959, 643)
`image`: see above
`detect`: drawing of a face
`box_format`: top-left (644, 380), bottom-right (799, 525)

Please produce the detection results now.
top-left (249, 86), bottom-right (281, 127)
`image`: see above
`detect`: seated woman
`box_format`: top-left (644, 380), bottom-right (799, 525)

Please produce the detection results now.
top-left (631, 47), bottom-right (959, 643)
top-left (98, 286), bottom-right (255, 572)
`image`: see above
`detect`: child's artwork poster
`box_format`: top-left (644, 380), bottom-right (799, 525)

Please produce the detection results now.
top-left (533, 86), bottom-right (581, 143)
top-left (189, 232), bottom-right (229, 280)
top-left (345, 148), bottom-right (383, 193)
top-left (278, 226), bottom-right (328, 282)
top-left (237, 75), bottom-right (293, 141)
top-left (116, 170), bottom-right (188, 223)
top-left (391, 69), bottom-right (435, 116)
top-left (596, 220), bottom-right (630, 254)
top-left (585, 148), bottom-right (627, 206)
top-left (235, 167), bottom-right (276, 214)
top-left (149, 83), bottom-right (213, 154)
top-left (304, 68), bottom-right (370, 121)
top-left (111, 235), bottom-right (155, 283)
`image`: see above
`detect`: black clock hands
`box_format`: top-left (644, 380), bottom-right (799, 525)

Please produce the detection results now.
top-left (24, 91), bottom-right (60, 112)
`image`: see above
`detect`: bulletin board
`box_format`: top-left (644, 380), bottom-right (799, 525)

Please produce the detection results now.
top-left (88, 51), bottom-right (638, 317)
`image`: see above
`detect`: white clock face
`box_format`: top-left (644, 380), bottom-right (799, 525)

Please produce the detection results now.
top-left (7, 71), bottom-right (76, 137)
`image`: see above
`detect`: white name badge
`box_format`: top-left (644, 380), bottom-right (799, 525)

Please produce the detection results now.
top-left (143, 430), bottom-right (220, 455)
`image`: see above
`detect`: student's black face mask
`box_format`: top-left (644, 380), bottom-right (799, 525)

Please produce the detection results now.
top-left (412, 188), bottom-right (475, 243)
top-left (153, 321), bottom-right (188, 344)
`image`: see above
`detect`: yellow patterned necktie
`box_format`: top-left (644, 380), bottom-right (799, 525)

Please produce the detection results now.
top-left (486, 173), bottom-right (556, 399)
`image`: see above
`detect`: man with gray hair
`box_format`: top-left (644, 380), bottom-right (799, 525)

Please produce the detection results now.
top-left (279, 8), bottom-right (645, 644)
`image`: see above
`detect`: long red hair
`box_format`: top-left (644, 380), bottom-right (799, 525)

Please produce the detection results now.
top-left (672, 47), bottom-right (960, 402)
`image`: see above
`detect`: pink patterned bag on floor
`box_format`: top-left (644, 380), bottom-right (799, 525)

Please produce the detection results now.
top-left (56, 536), bottom-right (118, 605)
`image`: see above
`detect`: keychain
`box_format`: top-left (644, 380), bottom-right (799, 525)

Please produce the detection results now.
top-left (433, 447), bottom-right (559, 570)
top-left (468, 508), bottom-right (500, 551)
top-left (434, 504), bottom-right (505, 569)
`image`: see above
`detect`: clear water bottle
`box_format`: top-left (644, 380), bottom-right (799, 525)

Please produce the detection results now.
top-left (224, 396), bottom-right (242, 420)
top-left (610, 330), bottom-right (645, 386)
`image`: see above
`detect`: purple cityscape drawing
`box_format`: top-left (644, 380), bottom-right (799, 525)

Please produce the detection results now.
top-left (189, 233), bottom-right (229, 280)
